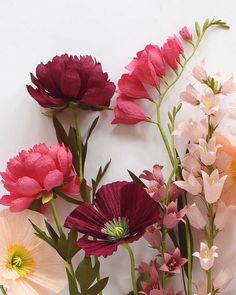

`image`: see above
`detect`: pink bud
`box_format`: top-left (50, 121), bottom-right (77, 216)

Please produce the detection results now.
top-left (179, 26), bottom-right (192, 41)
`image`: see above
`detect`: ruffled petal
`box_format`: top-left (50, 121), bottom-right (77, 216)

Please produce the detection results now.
top-left (78, 238), bottom-right (118, 257)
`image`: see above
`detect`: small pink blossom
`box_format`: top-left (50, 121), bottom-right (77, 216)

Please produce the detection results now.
top-left (144, 225), bottom-right (162, 249)
top-left (175, 170), bottom-right (202, 196)
top-left (174, 119), bottom-right (207, 143)
top-left (214, 201), bottom-right (235, 230)
top-left (210, 109), bottom-right (226, 128)
top-left (199, 93), bottom-right (221, 115)
top-left (192, 60), bottom-right (207, 83)
top-left (182, 155), bottom-right (201, 176)
top-left (213, 268), bottom-right (233, 291)
top-left (221, 76), bottom-right (236, 95)
top-left (201, 169), bottom-right (227, 203)
top-left (180, 84), bottom-right (199, 105)
top-left (187, 203), bottom-right (207, 230)
top-left (163, 202), bottom-right (187, 229)
top-left (197, 137), bottom-right (221, 166)
top-left (179, 26), bottom-right (192, 41)
top-left (160, 248), bottom-right (187, 274)
top-left (162, 36), bottom-right (183, 70)
top-left (193, 242), bottom-right (218, 270)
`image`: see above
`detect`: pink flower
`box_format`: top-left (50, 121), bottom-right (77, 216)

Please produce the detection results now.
top-left (162, 36), bottom-right (183, 70)
top-left (213, 268), bottom-right (233, 291)
top-left (166, 289), bottom-right (184, 295)
top-left (182, 155), bottom-right (201, 176)
top-left (197, 137), bottom-right (221, 166)
top-left (180, 84), bottom-right (199, 105)
top-left (214, 201), bottom-right (235, 230)
top-left (193, 242), bottom-right (218, 270)
top-left (221, 76), bottom-right (236, 95)
top-left (0, 143), bottom-right (80, 212)
top-left (201, 169), bottom-right (227, 203)
top-left (192, 60), bottom-right (207, 83)
top-left (163, 202), bottom-right (187, 229)
top-left (179, 26), bottom-right (192, 41)
top-left (210, 109), bottom-right (225, 128)
top-left (160, 248), bottom-right (187, 274)
top-left (112, 95), bottom-right (150, 125)
top-left (186, 203), bottom-right (207, 230)
top-left (199, 93), bottom-right (221, 115)
top-left (175, 170), bottom-right (202, 196)
top-left (0, 210), bottom-right (66, 294)
top-left (144, 225), bottom-right (162, 248)
top-left (174, 119), bottom-right (207, 143)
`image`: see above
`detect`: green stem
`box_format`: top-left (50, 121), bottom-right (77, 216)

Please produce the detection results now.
top-left (94, 256), bottom-right (103, 295)
top-left (50, 197), bottom-right (63, 235)
top-left (0, 286), bottom-right (7, 295)
top-left (73, 109), bottom-right (84, 180)
top-left (123, 244), bottom-right (138, 295)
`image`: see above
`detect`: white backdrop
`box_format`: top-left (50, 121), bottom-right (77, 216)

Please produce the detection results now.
top-left (1, 0), bottom-right (236, 294)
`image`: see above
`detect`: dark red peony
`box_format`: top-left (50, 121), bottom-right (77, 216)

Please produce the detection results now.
top-left (65, 181), bottom-right (161, 257)
top-left (27, 54), bottom-right (115, 110)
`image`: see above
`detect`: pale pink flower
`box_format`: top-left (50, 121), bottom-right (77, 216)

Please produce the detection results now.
top-left (163, 202), bottom-right (187, 229)
top-left (0, 210), bottom-right (66, 295)
top-left (179, 26), bottom-right (192, 41)
top-left (214, 201), bottom-right (235, 230)
top-left (197, 137), bottom-right (221, 166)
top-left (210, 109), bottom-right (226, 128)
top-left (175, 170), bottom-right (202, 195)
top-left (174, 119), bottom-right (207, 143)
top-left (182, 155), bottom-right (201, 176)
top-left (192, 60), bottom-right (207, 83)
top-left (213, 268), bottom-right (233, 291)
top-left (193, 280), bottom-right (209, 295)
top-left (144, 225), bottom-right (162, 248)
top-left (160, 248), bottom-right (187, 274)
top-left (201, 169), bottom-right (227, 203)
top-left (180, 84), bottom-right (199, 105)
top-left (187, 203), bottom-right (207, 230)
top-left (199, 93), bottom-right (221, 115)
top-left (221, 76), bottom-right (236, 95)
top-left (193, 242), bottom-right (218, 270)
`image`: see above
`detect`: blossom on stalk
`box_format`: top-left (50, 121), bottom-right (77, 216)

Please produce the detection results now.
top-left (175, 170), bottom-right (202, 196)
top-left (201, 169), bottom-right (227, 203)
top-left (221, 76), bottom-right (236, 95)
top-left (186, 203), bottom-right (207, 230)
top-left (199, 93), bottom-right (221, 115)
top-left (112, 95), bottom-right (150, 125)
top-left (193, 242), bottom-right (218, 270)
top-left (65, 181), bottom-right (161, 257)
top-left (27, 54), bottom-right (115, 109)
top-left (179, 26), bottom-right (192, 41)
top-left (192, 60), bottom-right (207, 83)
top-left (0, 143), bottom-right (80, 212)
top-left (182, 155), bottom-right (201, 176)
top-left (214, 201), bottom-right (235, 230)
top-left (0, 210), bottom-right (66, 295)
top-left (174, 119), bottom-right (207, 143)
top-left (160, 248), bottom-right (187, 274)
top-left (144, 225), bottom-right (162, 249)
top-left (197, 137), bottom-right (221, 166)
top-left (162, 36), bottom-right (183, 70)
top-left (163, 202), bottom-right (187, 229)
top-left (180, 84), bottom-right (199, 105)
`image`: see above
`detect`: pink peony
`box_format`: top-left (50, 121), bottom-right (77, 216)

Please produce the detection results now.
top-left (0, 143), bottom-right (80, 212)
top-left (27, 54), bottom-right (115, 110)
top-left (179, 26), bottom-right (192, 41)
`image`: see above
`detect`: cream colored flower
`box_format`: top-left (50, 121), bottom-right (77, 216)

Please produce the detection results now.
top-left (193, 242), bottom-right (218, 271)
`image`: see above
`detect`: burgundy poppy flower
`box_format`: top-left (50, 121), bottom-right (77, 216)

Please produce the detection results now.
top-left (27, 54), bottom-right (115, 110)
top-left (65, 181), bottom-right (161, 257)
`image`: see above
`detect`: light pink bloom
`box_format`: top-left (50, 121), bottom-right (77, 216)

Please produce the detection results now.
top-left (213, 268), bottom-right (233, 291)
top-left (163, 202), bottom-right (187, 229)
top-left (193, 242), bottom-right (218, 270)
top-left (174, 119), bottom-right (207, 143)
top-left (0, 210), bottom-right (66, 295)
top-left (175, 170), bottom-right (202, 196)
top-left (197, 137), bottom-right (221, 166)
top-left (187, 203), bottom-right (207, 230)
top-left (193, 280), bottom-right (209, 295)
top-left (179, 26), bottom-right (192, 41)
top-left (210, 109), bottom-right (226, 128)
top-left (144, 225), bottom-right (162, 249)
top-left (180, 84), bottom-right (199, 105)
top-left (214, 201), bottom-right (235, 230)
top-left (201, 170), bottom-right (227, 203)
top-left (182, 155), bottom-right (201, 176)
top-left (192, 60), bottom-right (207, 83)
top-left (160, 248), bottom-right (187, 274)
top-left (221, 76), bottom-right (236, 95)
top-left (199, 93), bottom-right (221, 115)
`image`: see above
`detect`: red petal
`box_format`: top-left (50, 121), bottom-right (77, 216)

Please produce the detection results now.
top-left (78, 238), bottom-right (118, 257)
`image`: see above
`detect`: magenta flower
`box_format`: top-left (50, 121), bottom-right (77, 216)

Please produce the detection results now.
top-left (163, 202), bottom-right (187, 229)
top-left (179, 26), bottom-right (192, 41)
top-left (65, 181), bottom-right (161, 257)
top-left (0, 143), bottom-right (80, 212)
top-left (162, 36), bottom-right (183, 70)
top-left (160, 248), bottom-right (187, 274)
top-left (27, 54), bottom-right (115, 110)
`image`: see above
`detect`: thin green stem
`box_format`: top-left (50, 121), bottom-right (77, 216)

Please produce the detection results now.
top-left (123, 244), bottom-right (138, 295)
top-left (94, 256), bottom-right (103, 295)
top-left (66, 261), bottom-right (80, 294)
top-left (50, 197), bottom-right (63, 235)
top-left (0, 286), bottom-right (7, 295)
top-left (73, 109), bottom-right (84, 180)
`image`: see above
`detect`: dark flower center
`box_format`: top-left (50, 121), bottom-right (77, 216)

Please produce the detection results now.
top-left (102, 217), bottom-right (129, 241)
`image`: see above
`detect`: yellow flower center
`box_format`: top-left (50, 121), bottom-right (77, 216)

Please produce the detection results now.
top-left (203, 249), bottom-right (210, 259)
top-left (230, 159), bottom-right (236, 184)
top-left (7, 244), bottom-right (35, 277)
top-left (203, 98), bottom-right (212, 110)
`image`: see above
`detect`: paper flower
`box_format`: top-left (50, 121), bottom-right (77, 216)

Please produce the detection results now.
top-left (186, 203), bottom-right (207, 230)
top-left (192, 60), bottom-right (207, 83)
top-left (193, 242), bottom-right (218, 271)
top-left (180, 84), bottom-right (199, 105)
top-left (162, 36), bottom-right (183, 70)
top-left (197, 137), bottom-right (221, 166)
top-left (65, 181), bottom-right (161, 257)
top-left (144, 225), bottom-right (162, 249)
top-left (159, 248), bottom-right (187, 274)
top-left (179, 26), bottom-right (192, 41)
top-left (175, 170), bottom-right (202, 196)
top-left (27, 54), bottom-right (115, 109)
top-left (0, 209), bottom-right (66, 295)
top-left (163, 202), bottom-right (187, 229)
top-left (213, 268), bottom-right (233, 291)
top-left (214, 201), bottom-right (235, 230)
top-left (0, 143), bottom-right (80, 211)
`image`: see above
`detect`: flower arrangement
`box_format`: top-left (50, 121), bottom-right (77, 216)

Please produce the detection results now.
top-left (1, 17), bottom-right (236, 295)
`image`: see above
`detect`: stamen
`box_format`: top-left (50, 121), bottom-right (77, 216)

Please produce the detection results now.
top-left (102, 217), bottom-right (129, 241)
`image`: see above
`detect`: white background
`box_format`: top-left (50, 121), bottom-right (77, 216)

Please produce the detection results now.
top-left (1, 0), bottom-right (236, 294)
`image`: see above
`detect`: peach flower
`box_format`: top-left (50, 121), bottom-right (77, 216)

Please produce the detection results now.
top-left (0, 210), bottom-right (66, 295)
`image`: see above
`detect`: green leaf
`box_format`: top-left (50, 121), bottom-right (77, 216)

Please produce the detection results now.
top-left (195, 21), bottom-right (201, 37)
top-left (66, 267), bottom-right (80, 295)
top-left (168, 111), bottom-right (173, 122)
top-left (203, 18), bottom-right (210, 31)
top-left (80, 179), bottom-right (91, 202)
top-left (67, 228), bottom-right (80, 261)
top-left (29, 220), bottom-right (56, 249)
top-left (92, 160), bottom-right (111, 198)
top-left (29, 198), bottom-right (43, 211)
top-left (127, 170), bottom-right (147, 188)
top-left (57, 233), bottom-right (68, 260)
top-left (83, 277), bottom-right (109, 295)
top-left (68, 127), bottom-right (80, 175)
top-left (45, 220), bottom-right (59, 243)
top-left (53, 115), bottom-right (68, 144)
top-left (86, 116), bottom-right (99, 143)
top-left (55, 189), bottom-right (83, 205)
